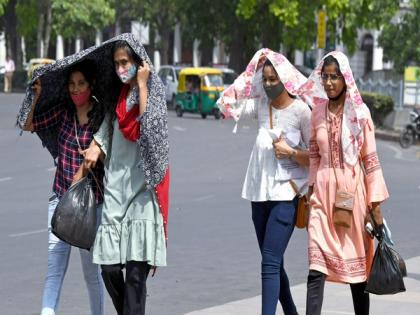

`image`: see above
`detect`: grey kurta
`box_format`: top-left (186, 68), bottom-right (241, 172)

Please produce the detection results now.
top-left (92, 119), bottom-right (166, 266)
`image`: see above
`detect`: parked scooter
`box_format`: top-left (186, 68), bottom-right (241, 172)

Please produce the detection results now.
top-left (399, 108), bottom-right (420, 148)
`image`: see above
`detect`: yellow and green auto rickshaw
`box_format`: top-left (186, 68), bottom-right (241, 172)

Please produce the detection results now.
top-left (175, 67), bottom-right (224, 119)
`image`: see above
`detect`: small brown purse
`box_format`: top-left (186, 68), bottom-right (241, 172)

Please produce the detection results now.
top-left (331, 155), bottom-right (363, 228)
top-left (290, 180), bottom-right (308, 229)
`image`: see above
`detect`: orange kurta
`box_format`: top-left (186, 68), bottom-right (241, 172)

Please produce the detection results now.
top-left (307, 102), bottom-right (389, 283)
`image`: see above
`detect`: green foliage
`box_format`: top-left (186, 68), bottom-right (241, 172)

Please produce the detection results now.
top-left (16, 0), bottom-right (38, 60)
top-left (0, 0), bottom-right (9, 16)
top-left (16, 0), bottom-right (37, 38)
top-left (51, 0), bottom-right (115, 38)
top-left (361, 92), bottom-right (394, 126)
top-left (236, 0), bottom-right (399, 54)
top-left (379, 0), bottom-right (420, 73)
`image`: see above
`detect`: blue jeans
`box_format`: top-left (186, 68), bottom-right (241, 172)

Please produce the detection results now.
top-left (41, 194), bottom-right (104, 315)
top-left (252, 199), bottom-right (298, 315)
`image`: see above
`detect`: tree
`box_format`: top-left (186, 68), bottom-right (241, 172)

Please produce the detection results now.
top-left (379, 1), bottom-right (420, 73)
top-left (128, 0), bottom-right (182, 65)
top-left (52, 0), bottom-right (115, 42)
top-left (3, 0), bottom-right (23, 67)
top-left (16, 0), bottom-right (38, 60)
top-left (236, 0), bottom-right (399, 54)
top-left (0, 0), bottom-right (9, 15)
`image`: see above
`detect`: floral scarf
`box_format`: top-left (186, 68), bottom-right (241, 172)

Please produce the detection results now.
top-left (298, 51), bottom-right (369, 166)
top-left (217, 48), bottom-right (307, 123)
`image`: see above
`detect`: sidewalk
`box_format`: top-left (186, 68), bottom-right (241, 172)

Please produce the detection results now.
top-left (185, 256), bottom-right (420, 315)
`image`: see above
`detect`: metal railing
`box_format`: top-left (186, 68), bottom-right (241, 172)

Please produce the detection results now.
top-left (356, 78), bottom-right (404, 110)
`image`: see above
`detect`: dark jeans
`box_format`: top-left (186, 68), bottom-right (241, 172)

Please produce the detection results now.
top-left (252, 198), bottom-right (299, 315)
top-left (306, 270), bottom-right (369, 315)
top-left (101, 261), bottom-right (151, 315)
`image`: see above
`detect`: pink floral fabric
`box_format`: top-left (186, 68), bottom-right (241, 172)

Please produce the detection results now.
top-left (217, 48), bottom-right (307, 122)
top-left (298, 51), bottom-right (369, 166)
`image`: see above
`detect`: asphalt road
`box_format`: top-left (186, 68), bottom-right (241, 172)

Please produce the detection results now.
top-left (0, 93), bottom-right (419, 315)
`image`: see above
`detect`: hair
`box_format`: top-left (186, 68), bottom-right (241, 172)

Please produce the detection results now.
top-left (112, 40), bottom-right (142, 66)
top-left (105, 41), bottom-right (143, 145)
top-left (66, 59), bottom-right (104, 133)
top-left (262, 58), bottom-right (296, 99)
top-left (321, 55), bottom-right (342, 75)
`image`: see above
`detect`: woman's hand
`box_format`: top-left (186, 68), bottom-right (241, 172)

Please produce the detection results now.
top-left (23, 79), bottom-right (42, 131)
top-left (273, 136), bottom-right (294, 159)
top-left (137, 62), bottom-right (150, 87)
top-left (71, 164), bottom-right (87, 186)
top-left (79, 140), bottom-right (103, 169)
top-left (370, 202), bottom-right (384, 225)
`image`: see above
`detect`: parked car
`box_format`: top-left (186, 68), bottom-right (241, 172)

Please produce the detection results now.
top-left (158, 65), bottom-right (186, 108)
top-left (220, 68), bottom-right (238, 90)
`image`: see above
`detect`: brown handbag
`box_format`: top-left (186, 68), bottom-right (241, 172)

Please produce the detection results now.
top-left (290, 180), bottom-right (308, 229)
top-left (331, 154), bottom-right (363, 228)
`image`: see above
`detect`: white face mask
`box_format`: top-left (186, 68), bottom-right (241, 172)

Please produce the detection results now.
top-left (117, 64), bottom-right (137, 83)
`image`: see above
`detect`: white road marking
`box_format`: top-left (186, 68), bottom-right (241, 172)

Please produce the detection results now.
top-left (191, 195), bottom-right (214, 202)
top-left (47, 167), bottom-right (56, 172)
top-left (173, 126), bottom-right (187, 132)
top-left (0, 177), bottom-right (12, 182)
top-left (8, 228), bottom-right (46, 238)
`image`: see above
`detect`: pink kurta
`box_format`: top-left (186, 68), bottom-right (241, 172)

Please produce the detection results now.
top-left (307, 102), bottom-right (389, 283)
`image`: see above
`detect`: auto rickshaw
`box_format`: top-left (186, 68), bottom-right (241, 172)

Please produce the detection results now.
top-left (175, 67), bottom-right (224, 119)
top-left (27, 58), bottom-right (55, 82)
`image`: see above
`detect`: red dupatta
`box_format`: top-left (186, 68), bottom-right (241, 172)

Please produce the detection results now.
top-left (116, 84), bottom-right (140, 142)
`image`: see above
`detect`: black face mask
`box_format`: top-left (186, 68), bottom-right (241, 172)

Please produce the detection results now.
top-left (263, 81), bottom-right (285, 100)
top-left (328, 85), bottom-right (347, 101)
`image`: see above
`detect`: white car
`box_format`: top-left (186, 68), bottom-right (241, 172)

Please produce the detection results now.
top-left (220, 68), bottom-right (238, 90)
top-left (158, 65), bottom-right (185, 108)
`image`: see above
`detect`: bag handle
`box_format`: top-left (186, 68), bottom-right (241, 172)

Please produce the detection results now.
top-left (73, 116), bottom-right (103, 197)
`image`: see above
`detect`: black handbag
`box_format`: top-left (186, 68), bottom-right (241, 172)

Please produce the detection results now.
top-left (51, 175), bottom-right (97, 250)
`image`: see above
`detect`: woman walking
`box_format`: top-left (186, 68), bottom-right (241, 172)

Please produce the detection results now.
top-left (299, 51), bottom-right (389, 315)
top-left (81, 37), bottom-right (169, 315)
top-left (22, 59), bottom-right (105, 315)
top-left (218, 48), bottom-right (311, 315)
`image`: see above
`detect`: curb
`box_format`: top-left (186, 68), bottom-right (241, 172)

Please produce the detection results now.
top-left (375, 129), bottom-right (400, 142)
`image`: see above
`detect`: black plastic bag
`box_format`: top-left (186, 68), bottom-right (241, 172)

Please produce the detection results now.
top-left (365, 239), bottom-right (406, 295)
top-left (51, 176), bottom-right (97, 250)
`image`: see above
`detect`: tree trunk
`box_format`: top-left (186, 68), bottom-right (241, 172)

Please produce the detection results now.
top-left (228, 25), bottom-right (247, 73)
top-left (159, 26), bottom-right (171, 65)
top-left (200, 39), bottom-right (213, 67)
top-left (43, 1), bottom-right (52, 58)
top-left (4, 0), bottom-right (20, 68)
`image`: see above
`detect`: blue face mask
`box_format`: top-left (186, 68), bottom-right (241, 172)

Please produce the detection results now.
top-left (117, 64), bottom-right (137, 83)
